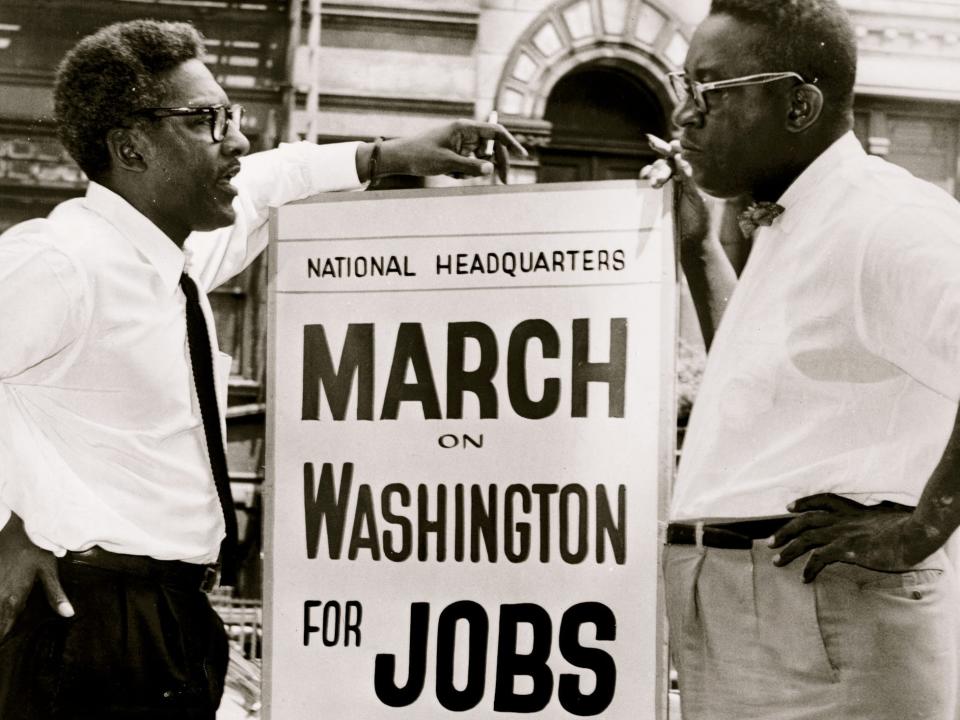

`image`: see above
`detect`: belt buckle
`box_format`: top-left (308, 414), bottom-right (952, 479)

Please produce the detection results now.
top-left (201, 564), bottom-right (220, 593)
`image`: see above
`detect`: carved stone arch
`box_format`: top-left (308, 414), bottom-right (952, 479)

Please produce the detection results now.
top-left (496, 0), bottom-right (692, 122)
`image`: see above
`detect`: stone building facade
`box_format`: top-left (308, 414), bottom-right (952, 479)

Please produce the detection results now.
top-left (3, 0), bottom-right (960, 590)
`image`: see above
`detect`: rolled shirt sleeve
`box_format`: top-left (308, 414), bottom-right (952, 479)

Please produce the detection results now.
top-left (186, 141), bottom-right (363, 292)
top-left (0, 227), bottom-right (87, 551)
top-left (0, 229), bottom-right (86, 380)
top-left (855, 203), bottom-right (960, 401)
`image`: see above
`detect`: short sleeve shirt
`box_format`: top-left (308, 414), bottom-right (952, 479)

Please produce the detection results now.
top-left (672, 132), bottom-right (960, 520)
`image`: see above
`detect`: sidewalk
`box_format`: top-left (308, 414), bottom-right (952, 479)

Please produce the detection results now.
top-left (216, 645), bottom-right (261, 719)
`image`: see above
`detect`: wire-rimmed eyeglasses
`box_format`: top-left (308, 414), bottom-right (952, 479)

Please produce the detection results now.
top-left (668, 72), bottom-right (809, 113)
top-left (134, 104), bottom-right (245, 143)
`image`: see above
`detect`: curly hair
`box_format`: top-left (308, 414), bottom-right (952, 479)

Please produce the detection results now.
top-left (709, 0), bottom-right (857, 114)
top-left (54, 20), bottom-right (205, 179)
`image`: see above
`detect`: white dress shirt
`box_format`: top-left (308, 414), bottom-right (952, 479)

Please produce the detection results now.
top-left (0, 140), bottom-right (362, 562)
top-left (673, 132), bottom-right (960, 520)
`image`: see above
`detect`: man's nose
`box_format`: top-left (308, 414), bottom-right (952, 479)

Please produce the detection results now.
top-left (222, 119), bottom-right (251, 157)
top-left (672, 97), bottom-right (704, 129)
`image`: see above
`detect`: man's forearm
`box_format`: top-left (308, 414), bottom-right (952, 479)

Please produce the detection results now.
top-left (904, 402), bottom-right (960, 563)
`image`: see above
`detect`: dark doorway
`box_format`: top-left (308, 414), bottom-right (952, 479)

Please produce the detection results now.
top-left (539, 64), bottom-right (669, 183)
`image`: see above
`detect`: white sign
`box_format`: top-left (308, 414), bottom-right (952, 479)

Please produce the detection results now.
top-left (265, 181), bottom-right (675, 719)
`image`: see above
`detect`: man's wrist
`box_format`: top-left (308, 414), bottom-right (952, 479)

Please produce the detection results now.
top-left (901, 511), bottom-right (948, 565)
top-left (355, 142), bottom-right (373, 183)
top-left (376, 138), bottom-right (405, 177)
top-left (367, 137), bottom-right (384, 184)
top-left (356, 138), bottom-right (404, 183)
top-left (0, 511), bottom-right (27, 548)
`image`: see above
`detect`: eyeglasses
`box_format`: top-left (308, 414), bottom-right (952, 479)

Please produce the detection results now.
top-left (134, 104), bottom-right (245, 143)
top-left (668, 72), bottom-right (809, 113)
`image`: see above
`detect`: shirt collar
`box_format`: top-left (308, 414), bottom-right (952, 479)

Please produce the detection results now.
top-left (82, 181), bottom-right (185, 293)
top-left (775, 131), bottom-right (866, 235)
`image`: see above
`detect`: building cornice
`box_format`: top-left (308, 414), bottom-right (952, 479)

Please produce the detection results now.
top-left (321, 3), bottom-right (479, 38)
top-left (844, 0), bottom-right (960, 57)
top-left (842, 0), bottom-right (960, 21)
top-left (295, 91), bottom-right (473, 117)
top-left (0, 69), bottom-right (51, 87)
top-left (854, 23), bottom-right (960, 56)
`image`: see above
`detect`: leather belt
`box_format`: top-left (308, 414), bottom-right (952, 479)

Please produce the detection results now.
top-left (61, 547), bottom-right (220, 593)
top-left (666, 517), bottom-right (792, 550)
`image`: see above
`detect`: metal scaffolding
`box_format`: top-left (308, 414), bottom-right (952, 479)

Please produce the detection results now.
top-left (284, 0), bottom-right (322, 143)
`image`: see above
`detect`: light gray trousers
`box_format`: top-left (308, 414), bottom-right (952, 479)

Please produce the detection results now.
top-left (664, 541), bottom-right (958, 720)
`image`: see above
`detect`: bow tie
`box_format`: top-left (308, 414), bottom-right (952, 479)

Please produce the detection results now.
top-left (738, 201), bottom-right (785, 237)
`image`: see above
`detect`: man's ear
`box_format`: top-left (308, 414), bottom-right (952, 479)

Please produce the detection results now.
top-left (105, 127), bottom-right (150, 173)
top-left (785, 84), bottom-right (823, 133)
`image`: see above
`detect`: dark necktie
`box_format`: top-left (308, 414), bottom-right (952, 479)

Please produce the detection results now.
top-left (738, 201), bottom-right (785, 237)
top-left (180, 272), bottom-right (238, 586)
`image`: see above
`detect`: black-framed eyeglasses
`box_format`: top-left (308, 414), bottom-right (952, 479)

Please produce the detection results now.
top-left (134, 104), bottom-right (245, 143)
top-left (668, 71), bottom-right (810, 114)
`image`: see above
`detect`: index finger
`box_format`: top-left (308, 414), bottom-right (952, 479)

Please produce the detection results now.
top-left (646, 133), bottom-right (673, 156)
top-left (476, 123), bottom-right (528, 158)
top-left (769, 510), bottom-right (835, 548)
top-left (802, 545), bottom-right (844, 583)
top-left (788, 493), bottom-right (867, 515)
top-left (37, 561), bottom-right (73, 618)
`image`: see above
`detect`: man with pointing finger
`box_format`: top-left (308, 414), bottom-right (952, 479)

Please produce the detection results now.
top-left (0, 19), bottom-right (522, 720)
top-left (648, 1), bottom-right (960, 718)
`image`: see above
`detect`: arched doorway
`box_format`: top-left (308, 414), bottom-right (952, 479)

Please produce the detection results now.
top-left (493, 0), bottom-right (690, 184)
top-left (539, 63), bottom-right (669, 183)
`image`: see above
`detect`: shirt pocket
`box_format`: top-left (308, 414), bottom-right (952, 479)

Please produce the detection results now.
top-left (822, 562), bottom-right (944, 597)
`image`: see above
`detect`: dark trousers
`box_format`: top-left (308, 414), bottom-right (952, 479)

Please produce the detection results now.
top-left (0, 557), bottom-right (228, 719)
